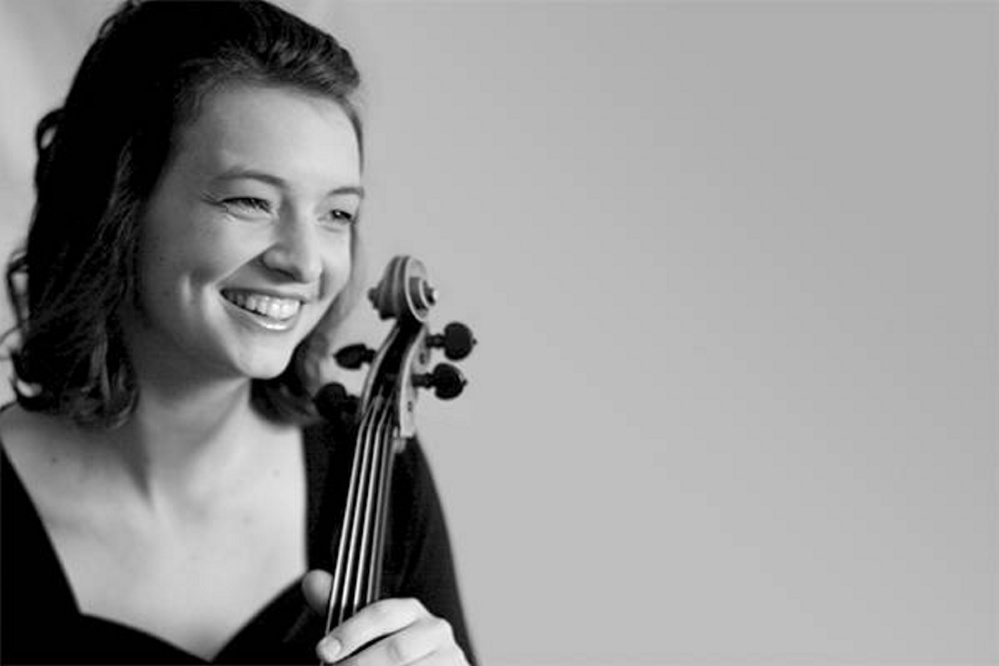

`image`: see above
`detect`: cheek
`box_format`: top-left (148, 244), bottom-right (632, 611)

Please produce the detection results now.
top-left (136, 240), bottom-right (241, 317)
top-left (150, 222), bottom-right (259, 283)
top-left (136, 237), bottom-right (179, 303)
top-left (141, 244), bottom-right (202, 288)
top-left (321, 238), bottom-right (354, 294)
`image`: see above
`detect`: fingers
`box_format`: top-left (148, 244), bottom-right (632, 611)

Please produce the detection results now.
top-left (302, 569), bottom-right (333, 614)
top-left (318, 598), bottom-right (465, 665)
top-left (318, 597), bottom-right (424, 663)
top-left (301, 572), bottom-right (467, 665)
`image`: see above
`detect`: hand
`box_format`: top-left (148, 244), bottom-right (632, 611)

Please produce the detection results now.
top-left (302, 569), bottom-right (470, 665)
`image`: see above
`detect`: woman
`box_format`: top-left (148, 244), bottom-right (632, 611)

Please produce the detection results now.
top-left (0, 1), bottom-right (474, 664)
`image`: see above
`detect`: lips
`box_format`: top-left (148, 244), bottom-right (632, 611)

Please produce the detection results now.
top-left (221, 289), bottom-right (303, 326)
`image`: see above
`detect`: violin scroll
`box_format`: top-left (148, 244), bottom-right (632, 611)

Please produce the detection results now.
top-left (366, 256), bottom-right (435, 323)
top-left (323, 255), bottom-right (476, 434)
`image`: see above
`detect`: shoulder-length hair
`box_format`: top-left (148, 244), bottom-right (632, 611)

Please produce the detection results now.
top-left (5, 0), bottom-right (365, 429)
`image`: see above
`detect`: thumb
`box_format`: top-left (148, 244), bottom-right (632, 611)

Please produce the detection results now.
top-left (301, 569), bottom-right (333, 615)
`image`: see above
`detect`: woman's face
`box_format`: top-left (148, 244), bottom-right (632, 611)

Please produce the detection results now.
top-left (123, 83), bottom-right (362, 384)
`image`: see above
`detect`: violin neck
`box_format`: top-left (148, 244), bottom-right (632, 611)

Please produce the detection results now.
top-left (324, 399), bottom-right (400, 629)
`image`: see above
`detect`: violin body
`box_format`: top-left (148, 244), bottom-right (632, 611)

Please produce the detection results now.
top-left (314, 256), bottom-right (475, 629)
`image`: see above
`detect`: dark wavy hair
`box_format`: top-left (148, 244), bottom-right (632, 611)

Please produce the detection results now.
top-left (5, 0), bottom-right (365, 429)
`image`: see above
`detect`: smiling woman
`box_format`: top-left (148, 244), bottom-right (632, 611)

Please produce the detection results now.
top-left (0, 1), bottom-right (474, 664)
top-left (123, 85), bottom-right (360, 384)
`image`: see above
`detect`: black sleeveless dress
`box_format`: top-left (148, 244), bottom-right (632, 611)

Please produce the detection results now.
top-left (0, 419), bottom-right (475, 664)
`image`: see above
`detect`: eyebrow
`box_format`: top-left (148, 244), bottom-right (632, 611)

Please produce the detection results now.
top-left (212, 167), bottom-right (365, 198)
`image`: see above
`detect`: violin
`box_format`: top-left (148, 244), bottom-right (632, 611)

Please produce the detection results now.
top-left (313, 255), bottom-right (476, 630)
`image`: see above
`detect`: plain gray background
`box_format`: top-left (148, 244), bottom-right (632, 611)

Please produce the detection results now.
top-left (0, 2), bottom-right (996, 664)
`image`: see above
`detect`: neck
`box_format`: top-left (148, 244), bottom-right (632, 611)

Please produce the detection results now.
top-left (104, 377), bottom-right (272, 505)
top-left (105, 307), bottom-right (299, 507)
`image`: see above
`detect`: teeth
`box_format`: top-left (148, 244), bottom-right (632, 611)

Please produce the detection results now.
top-left (224, 291), bottom-right (301, 320)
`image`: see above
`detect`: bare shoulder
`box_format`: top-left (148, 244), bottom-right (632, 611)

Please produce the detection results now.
top-left (0, 403), bottom-right (93, 512)
top-left (1, 403), bottom-right (76, 463)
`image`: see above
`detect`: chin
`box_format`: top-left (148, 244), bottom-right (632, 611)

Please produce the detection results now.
top-left (237, 350), bottom-right (297, 382)
top-left (253, 362), bottom-right (295, 381)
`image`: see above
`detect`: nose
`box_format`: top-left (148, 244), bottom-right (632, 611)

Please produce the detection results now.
top-left (260, 213), bottom-right (322, 284)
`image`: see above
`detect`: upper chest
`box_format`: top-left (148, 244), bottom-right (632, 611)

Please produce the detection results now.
top-left (2, 415), bottom-right (312, 660)
top-left (60, 479), bottom-right (307, 659)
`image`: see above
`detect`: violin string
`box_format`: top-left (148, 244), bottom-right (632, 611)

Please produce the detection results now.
top-left (352, 401), bottom-right (390, 611)
top-left (339, 397), bottom-right (379, 622)
top-left (350, 408), bottom-right (376, 613)
top-left (373, 408), bottom-right (396, 595)
top-left (368, 421), bottom-right (395, 601)
top-left (325, 405), bottom-right (361, 632)
top-left (325, 400), bottom-right (376, 632)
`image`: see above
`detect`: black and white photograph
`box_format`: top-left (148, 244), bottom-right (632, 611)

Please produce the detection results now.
top-left (0, 2), bottom-right (995, 665)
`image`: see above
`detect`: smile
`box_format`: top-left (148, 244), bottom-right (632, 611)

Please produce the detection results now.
top-left (221, 290), bottom-right (303, 329)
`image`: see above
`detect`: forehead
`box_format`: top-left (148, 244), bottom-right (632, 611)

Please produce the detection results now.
top-left (169, 83), bottom-right (361, 188)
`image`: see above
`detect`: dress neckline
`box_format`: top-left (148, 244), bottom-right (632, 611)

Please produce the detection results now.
top-left (0, 419), bottom-right (342, 663)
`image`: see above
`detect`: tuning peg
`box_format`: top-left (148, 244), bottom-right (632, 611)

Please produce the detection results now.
top-left (334, 343), bottom-right (375, 370)
top-left (414, 363), bottom-right (467, 400)
top-left (314, 382), bottom-right (359, 426)
top-left (426, 322), bottom-right (477, 361)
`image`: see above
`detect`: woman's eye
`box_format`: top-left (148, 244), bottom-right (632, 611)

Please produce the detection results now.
top-left (321, 209), bottom-right (355, 229)
top-left (222, 197), bottom-right (271, 214)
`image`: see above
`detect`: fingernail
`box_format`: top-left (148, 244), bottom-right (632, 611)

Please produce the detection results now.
top-left (317, 637), bottom-right (341, 663)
